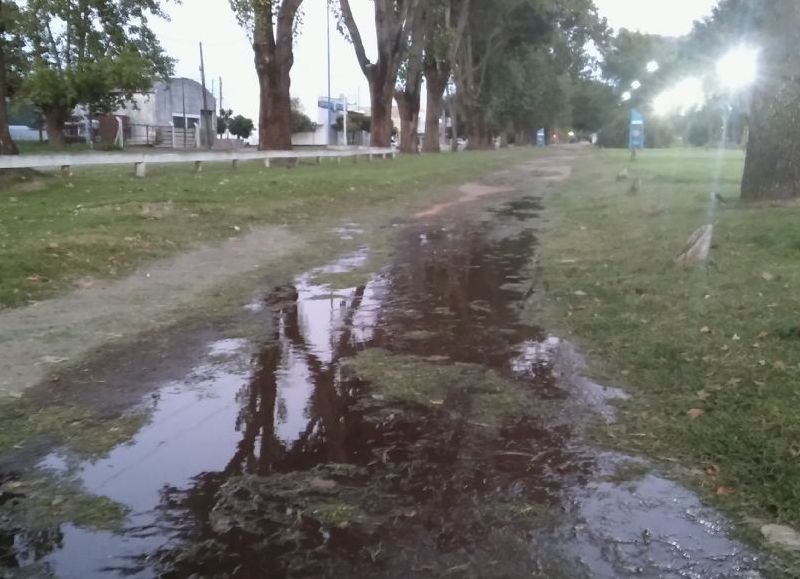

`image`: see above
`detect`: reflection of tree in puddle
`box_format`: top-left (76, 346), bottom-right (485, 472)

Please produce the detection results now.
top-left (226, 283), bottom-right (371, 477)
top-left (158, 212), bottom-right (594, 577)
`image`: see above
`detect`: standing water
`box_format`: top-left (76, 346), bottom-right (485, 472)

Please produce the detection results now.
top-left (1, 157), bottom-right (761, 578)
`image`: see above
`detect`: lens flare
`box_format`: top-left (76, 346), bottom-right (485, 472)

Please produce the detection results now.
top-left (652, 77), bottom-right (706, 117)
top-left (716, 45), bottom-right (759, 92)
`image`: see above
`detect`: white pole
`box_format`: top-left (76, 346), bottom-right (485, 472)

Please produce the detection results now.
top-left (341, 94), bottom-right (347, 147)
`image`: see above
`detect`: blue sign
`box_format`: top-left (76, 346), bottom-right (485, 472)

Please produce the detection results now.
top-left (629, 109), bottom-right (645, 150)
top-left (536, 129), bottom-right (546, 147)
top-left (318, 98), bottom-right (345, 112)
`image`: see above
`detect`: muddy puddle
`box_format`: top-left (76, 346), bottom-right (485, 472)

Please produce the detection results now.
top-left (0, 182), bottom-right (763, 578)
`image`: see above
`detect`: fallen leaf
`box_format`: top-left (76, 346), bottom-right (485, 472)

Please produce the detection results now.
top-left (716, 486), bottom-right (735, 495)
top-left (697, 390), bottom-right (711, 401)
top-left (732, 334), bottom-right (741, 341)
top-left (726, 377), bottom-right (742, 387)
top-left (720, 344), bottom-right (730, 352)
top-left (761, 272), bottom-right (775, 281)
top-left (687, 408), bottom-right (705, 419)
top-left (700, 326), bottom-right (712, 334)
top-left (773, 361), bottom-right (787, 371)
top-left (757, 331), bottom-right (769, 340)
top-left (706, 464), bottom-right (720, 477)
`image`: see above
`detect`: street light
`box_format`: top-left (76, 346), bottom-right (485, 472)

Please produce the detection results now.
top-left (716, 45), bottom-right (759, 92)
top-left (646, 60), bottom-right (660, 74)
top-left (621, 91), bottom-right (632, 102)
top-left (631, 80), bottom-right (642, 91)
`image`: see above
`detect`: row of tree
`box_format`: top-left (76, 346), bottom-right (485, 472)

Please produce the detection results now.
top-left (233, 0), bottom-right (608, 153)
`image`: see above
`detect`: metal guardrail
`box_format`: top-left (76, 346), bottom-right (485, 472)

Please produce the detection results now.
top-left (0, 147), bottom-right (397, 178)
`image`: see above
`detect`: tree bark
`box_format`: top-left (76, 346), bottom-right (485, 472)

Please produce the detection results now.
top-left (395, 89), bottom-right (419, 153)
top-left (0, 1), bottom-right (17, 155)
top-left (44, 106), bottom-right (68, 148)
top-left (741, 84), bottom-right (800, 200)
top-left (253, 0), bottom-right (302, 151)
top-left (740, 0), bottom-right (800, 200)
top-left (369, 74), bottom-right (394, 148)
top-left (423, 63), bottom-right (448, 153)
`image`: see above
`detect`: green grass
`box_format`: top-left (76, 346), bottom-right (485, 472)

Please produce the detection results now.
top-left (0, 150), bottom-right (533, 309)
top-left (537, 147), bottom-right (800, 565)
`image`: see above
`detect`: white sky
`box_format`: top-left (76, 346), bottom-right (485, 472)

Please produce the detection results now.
top-left (150, 0), bottom-right (720, 122)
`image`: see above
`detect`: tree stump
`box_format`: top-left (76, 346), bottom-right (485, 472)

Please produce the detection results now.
top-left (674, 224), bottom-right (713, 267)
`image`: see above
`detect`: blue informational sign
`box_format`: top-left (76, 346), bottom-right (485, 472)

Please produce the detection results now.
top-left (318, 98), bottom-right (345, 112)
top-left (536, 129), bottom-right (546, 147)
top-left (629, 109), bottom-right (645, 150)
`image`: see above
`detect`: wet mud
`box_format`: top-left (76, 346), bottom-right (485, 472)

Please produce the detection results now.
top-left (0, 157), bottom-right (764, 578)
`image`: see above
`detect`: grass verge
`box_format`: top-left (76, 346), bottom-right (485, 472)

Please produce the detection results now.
top-left (536, 147), bottom-right (800, 569)
top-left (0, 149), bottom-right (533, 309)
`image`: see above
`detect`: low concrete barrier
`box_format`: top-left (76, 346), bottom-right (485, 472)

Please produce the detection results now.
top-left (0, 147), bottom-right (397, 177)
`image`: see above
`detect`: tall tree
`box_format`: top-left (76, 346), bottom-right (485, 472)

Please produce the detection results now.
top-left (337, 0), bottom-right (422, 148)
top-left (230, 0), bottom-right (303, 150)
top-left (421, 0), bottom-right (469, 152)
top-left (0, 0), bottom-right (22, 154)
top-left (17, 0), bottom-right (172, 148)
top-left (737, 0), bottom-right (800, 200)
top-left (394, 6), bottom-right (426, 153)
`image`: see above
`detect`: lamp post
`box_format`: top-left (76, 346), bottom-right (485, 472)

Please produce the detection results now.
top-left (326, 0), bottom-right (333, 146)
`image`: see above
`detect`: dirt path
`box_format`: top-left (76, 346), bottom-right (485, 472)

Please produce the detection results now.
top-left (0, 147), bottom-right (767, 578)
top-left (0, 227), bottom-right (304, 397)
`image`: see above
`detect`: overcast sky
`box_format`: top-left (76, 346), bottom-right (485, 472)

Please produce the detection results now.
top-left (150, 0), bottom-right (720, 122)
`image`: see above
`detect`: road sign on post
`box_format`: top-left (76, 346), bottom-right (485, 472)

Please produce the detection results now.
top-left (536, 129), bottom-right (546, 147)
top-left (629, 109), bottom-right (645, 158)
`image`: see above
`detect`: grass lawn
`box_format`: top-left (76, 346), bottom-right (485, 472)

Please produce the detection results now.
top-left (538, 147), bottom-right (800, 568)
top-left (0, 149), bottom-right (534, 310)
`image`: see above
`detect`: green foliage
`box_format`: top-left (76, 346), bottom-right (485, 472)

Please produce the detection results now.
top-left (217, 108), bottom-right (233, 136)
top-left (16, 0), bottom-right (173, 114)
top-left (487, 47), bottom-right (567, 134)
top-left (333, 111), bottom-right (370, 135)
top-left (570, 79), bottom-right (617, 134)
top-left (290, 98), bottom-right (314, 133)
top-left (228, 114), bottom-right (254, 139)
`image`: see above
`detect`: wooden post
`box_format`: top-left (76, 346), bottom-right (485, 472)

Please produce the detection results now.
top-left (315, 156), bottom-right (322, 165)
top-left (135, 162), bottom-right (147, 178)
top-left (60, 165), bottom-right (71, 176)
top-left (264, 158), bottom-right (271, 168)
top-left (194, 160), bottom-right (202, 173)
top-left (231, 159), bottom-right (239, 169)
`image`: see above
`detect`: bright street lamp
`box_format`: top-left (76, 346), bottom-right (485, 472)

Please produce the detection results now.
top-left (646, 60), bottom-right (660, 74)
top-left (631, 80), bottom-right (642, 91)
top-left (716, 45), bottom-right (759, 92)
top-left (621, 91), bottom-right (632, 102)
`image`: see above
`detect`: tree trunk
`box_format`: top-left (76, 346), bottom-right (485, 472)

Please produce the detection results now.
top-left (423, 63), bottom-right (448, 153)
top-left (740, 84), bottom-right (800, 201)
top-left (253, 1), bottom-right (301, 151)
top-left (461, 96), bottom-right (491, 150)
top-left (44, 106), bottom-right (68, 148)
top-left (740, 0), bottom-right (800, 200)
top-left (0, 31), bottom-right (18, 155)
top-left (369, 73), bottom-right (394, 148)
top-left (255, 58), bottom-right (293, 150)
top-left (395, 89), bottom-right (421, 154)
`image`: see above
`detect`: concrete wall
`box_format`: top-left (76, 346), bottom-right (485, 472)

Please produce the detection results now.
top-left (154, 78), bottom-right (216, 127)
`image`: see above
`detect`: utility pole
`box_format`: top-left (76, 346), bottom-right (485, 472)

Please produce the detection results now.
top-left (199, 42), bottom-right (212, 149)
top-left (181, 78), bottom-right (187, 149)
top-left (326, 0), bottom-right (332, 146)
top-left (219, 76), bottom-right (225, 139)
